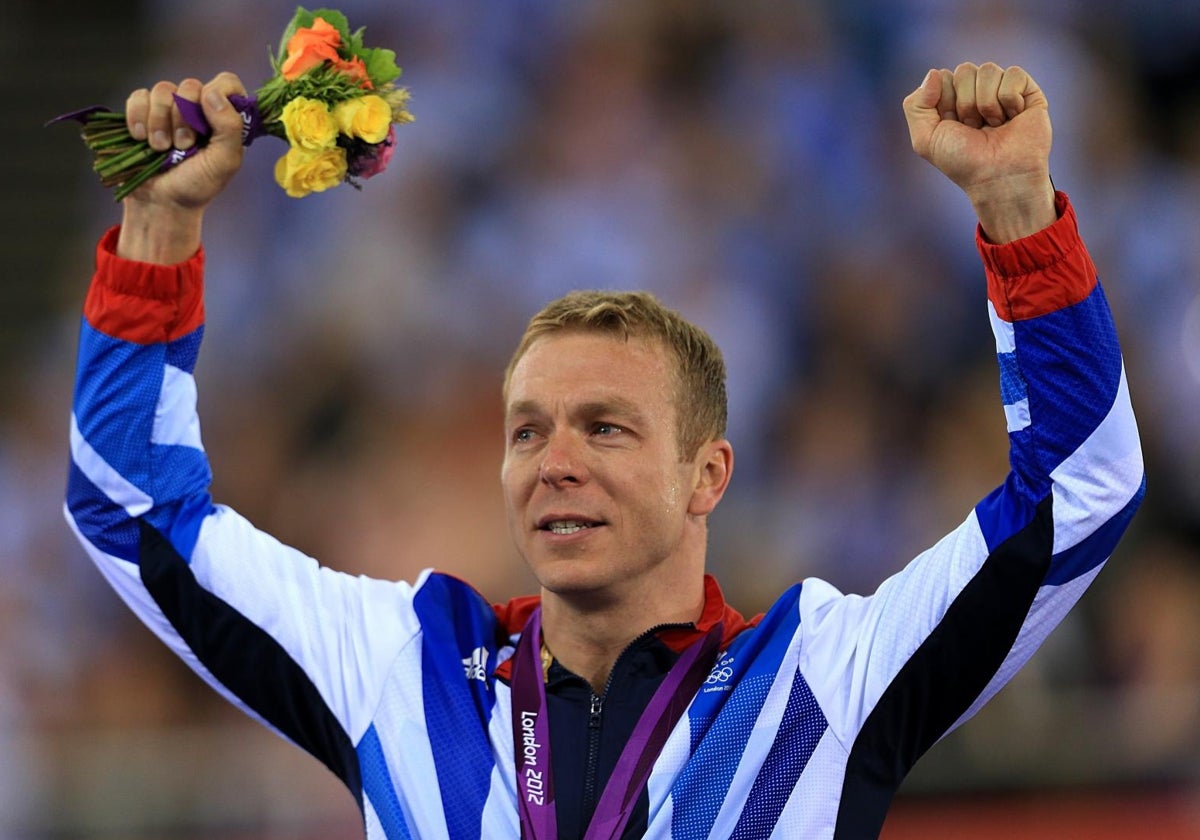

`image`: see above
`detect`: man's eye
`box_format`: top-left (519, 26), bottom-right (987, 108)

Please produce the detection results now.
top-left (594, 423), bottom-right (623, 436)
top-left (512, 428), bottom-right (535, 444)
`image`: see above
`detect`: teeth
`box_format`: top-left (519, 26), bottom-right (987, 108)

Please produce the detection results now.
top-left (548, 521), bottom-right (591, 535)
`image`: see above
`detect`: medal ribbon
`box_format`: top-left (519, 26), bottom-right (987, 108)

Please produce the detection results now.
top-left (511, 607), bottom-right (723, 840)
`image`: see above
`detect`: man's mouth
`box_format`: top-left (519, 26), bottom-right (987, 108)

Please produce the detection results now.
top-left (538, 518), bottom-right (602, 535)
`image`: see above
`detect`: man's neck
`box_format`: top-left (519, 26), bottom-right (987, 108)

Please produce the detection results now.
top-left (539, 578), bottom-right (706, 692)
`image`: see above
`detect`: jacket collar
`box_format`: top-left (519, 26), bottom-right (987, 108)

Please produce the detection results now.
top-left (491, 575), bottom-right (759, 682)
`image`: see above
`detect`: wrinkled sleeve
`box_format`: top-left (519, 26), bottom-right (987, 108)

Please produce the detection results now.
top-left (796, 193), bottom-right (1145, 828)
top-left (64, 226), bottom-right (426, 800)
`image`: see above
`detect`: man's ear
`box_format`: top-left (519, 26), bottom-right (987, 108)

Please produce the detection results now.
top-left (687, 439), bottom-right (733, 517)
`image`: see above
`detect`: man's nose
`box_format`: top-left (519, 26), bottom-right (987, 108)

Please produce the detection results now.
top-left (539, 432), bottom-right (587, 486)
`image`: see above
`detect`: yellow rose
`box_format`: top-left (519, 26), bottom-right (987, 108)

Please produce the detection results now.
top-left (273, 146), bottom-right (347, 198)
top-left (332, 95), bottom-right (392, 144)
top-left (280, 97), bottom-right (339, 151)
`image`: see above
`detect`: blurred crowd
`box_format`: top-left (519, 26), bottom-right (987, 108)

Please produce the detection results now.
top-left (2, 0), bottom-right (1199, 836)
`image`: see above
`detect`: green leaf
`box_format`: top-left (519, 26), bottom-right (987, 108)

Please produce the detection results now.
top-left (361, 47), bottom-right (401, 86)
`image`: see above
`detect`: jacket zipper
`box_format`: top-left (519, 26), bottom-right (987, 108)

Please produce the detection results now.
top-left (577, 620), bottom-right (696, 827)
top-left (581, 692), bottom-right (605, 820)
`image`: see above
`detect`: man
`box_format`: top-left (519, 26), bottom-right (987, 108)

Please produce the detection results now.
top-left (65, 63), bottom-right (1144, 838)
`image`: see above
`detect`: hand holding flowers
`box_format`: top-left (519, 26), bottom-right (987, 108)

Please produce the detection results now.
top-left (51, 7), bottom-right (412, 200)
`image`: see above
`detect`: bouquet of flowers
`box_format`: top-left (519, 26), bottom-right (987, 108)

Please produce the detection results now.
top-left (51, 6), bottom-right (413, 200)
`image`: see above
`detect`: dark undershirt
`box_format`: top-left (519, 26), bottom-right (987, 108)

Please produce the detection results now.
top-left (545, 634), bottom-right (682, 839)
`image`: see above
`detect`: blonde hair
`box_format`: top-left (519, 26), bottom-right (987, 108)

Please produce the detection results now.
top-left (503, 290), bottom-right (727, 458)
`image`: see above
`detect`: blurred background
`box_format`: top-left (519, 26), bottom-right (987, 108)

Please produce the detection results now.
top-left (2, 0), bottom-right (1199, 836)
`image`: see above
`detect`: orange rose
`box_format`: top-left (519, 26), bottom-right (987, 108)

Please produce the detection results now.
top-left (332, 55), bottom-right (373, 89)
top-left (281, 17), bottom-right (342, 81)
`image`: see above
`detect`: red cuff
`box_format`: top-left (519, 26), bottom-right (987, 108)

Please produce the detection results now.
top-left (977, 191), bottom-right (1097, 322)
top-left (84, 225), bottom-right (206, 343)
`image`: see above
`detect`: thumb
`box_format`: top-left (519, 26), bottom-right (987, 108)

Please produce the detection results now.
top-left (902, 69), bottom-right (944, 161)
top-left (201, 86), bottom-right (244, 153)
top-left (195, 79), bottom-right (248, 189)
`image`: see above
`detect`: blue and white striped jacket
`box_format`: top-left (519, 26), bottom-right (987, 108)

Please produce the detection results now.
top-left (65, 193), bottom-right (1144, 839)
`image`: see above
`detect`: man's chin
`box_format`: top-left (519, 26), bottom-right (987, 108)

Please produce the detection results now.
top-left (527, 558), bottom-right (622, 603)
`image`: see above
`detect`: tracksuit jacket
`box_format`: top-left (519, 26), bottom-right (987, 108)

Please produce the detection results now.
top-left (65, 192), bottom-right (1145, 838)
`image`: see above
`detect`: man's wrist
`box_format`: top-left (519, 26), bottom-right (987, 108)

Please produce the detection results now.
top-left (969, 175), bottom-right (1057, 244)
top-left (117, 202), bottom-right (204, 265)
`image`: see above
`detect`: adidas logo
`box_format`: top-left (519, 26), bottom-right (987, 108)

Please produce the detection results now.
top-left (463, 646), bottom-right (489, 682)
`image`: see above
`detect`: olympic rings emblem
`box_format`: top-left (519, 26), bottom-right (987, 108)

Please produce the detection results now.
top-left (705, 666), bottom-right (734, 685)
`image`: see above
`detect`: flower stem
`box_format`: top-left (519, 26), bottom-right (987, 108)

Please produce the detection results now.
top-left (109, 152), bottom-right (171, 202)
top-left (87, 133), bottom-right (137, 150)
top-left (95, 143), bottom-right (161, 177)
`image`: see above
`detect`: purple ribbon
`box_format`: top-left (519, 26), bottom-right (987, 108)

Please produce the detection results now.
top-left (46, 105), bottom-right (111, 124)
top-left (511, 614), bottom-right (557, 840)
top-left (510, 608), bottom-right (723, 840)
top-left (172, 93), bottom-right (266, 145)
top-left (48, 94), bottom-right (267, 172)
top-left (160, 93), bottom-right (267, 169)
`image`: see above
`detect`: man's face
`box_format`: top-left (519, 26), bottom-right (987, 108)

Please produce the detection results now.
top-left (502, 331), bottom-right (701, 599)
